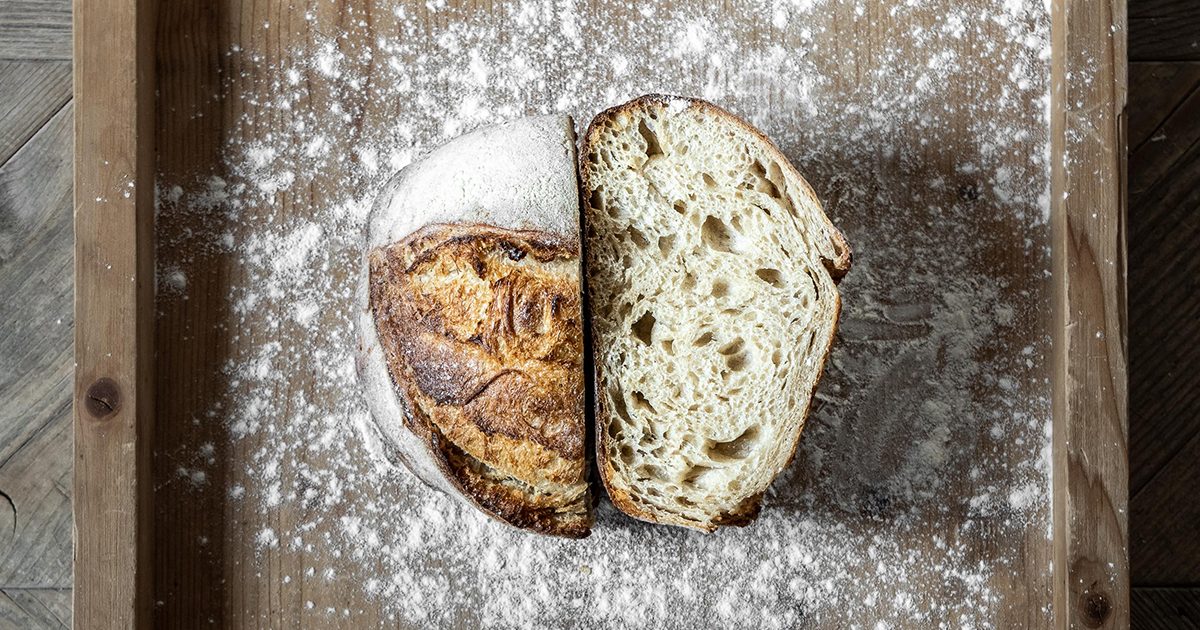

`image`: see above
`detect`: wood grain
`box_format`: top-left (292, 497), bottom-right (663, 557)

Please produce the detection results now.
top-left (0, 61), bottom-right (70, 165)
top-left (1051, 0), bottom-right (1129, 627)
top-left (0, 589), bottom-right (71, 629)
top-left (1127, 61), bottom-right (1200, 583)
top-left (1130, 13), bottom-right (1200, 61)
top-left (72, 0), bottom-right (156, 627)
top-left (0, 1), bottom-right (71, 61)
top-left (1127, 61), bottom-right (1200, 502)
top-left (0, 103), bottom-right (73, 592)
top-left (1126, 62), bottom-right (1200, 150)
top-left (1131, 588), bottom-right (1200, 629)
top-left (1132, 427), bottom-right (1200, 583)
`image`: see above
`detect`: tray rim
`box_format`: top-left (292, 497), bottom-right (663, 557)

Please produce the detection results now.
top-left (71, 1), bottom-right (1129, 627)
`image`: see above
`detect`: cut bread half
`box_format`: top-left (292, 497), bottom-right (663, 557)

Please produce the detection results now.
top-left (580, 95), bottom-right (851, 531)
top-left (357, 115), bottom-right (592, 538)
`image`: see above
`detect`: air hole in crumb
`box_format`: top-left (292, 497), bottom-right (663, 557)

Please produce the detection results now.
top-left (700, 215), bottom-right (736, 253)
top-left (771, 349), bottom-right (782, 366)
top-left (702, 173), bottom-right (717, 188)
top-left (717, 337), bottom-right (744, 355)
top-left (632, 391), bottom-right (657, 414)
top-left (725, 351), bottom-right (749, 372)
top-left (711, 280), bottom-right (729, 298)
top-left (681, 272), bottom-right (696, 290)
top-left (693, 331), bottom-right (714, 347)
top-left (638, 119), bottom-right (663, 157)
top-left (657, 234), bottom-right (675, 258)
top-left (755, 268), bottom-right (786, 288)
top-left (673, 200), bottom-right (687, 215)
top-left (619, 445), bottom-right (635, 464)
top-left (683, 465), bottom-right (718, 488)
top-left (609, 387), bottom-right (632, 424)
top-left (589, 188), bottom-right (605, 213)
top-left (706, 426), bottom-right (759, 462)
top-left (627, 225), bottom-right (650, 248)
top-left (730, 214), bottom-right (744, 233)
top-left (661, 339), bottom-right (675, 355)
top-left (639, 464), bottom-right (668, 481)
top-left (631, 311), bottom-right (656, 344)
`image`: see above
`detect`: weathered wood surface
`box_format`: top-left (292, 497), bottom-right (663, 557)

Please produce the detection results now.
top-left (0, 1), bottom-right (72, 61)
top-left (72, 0), bottom-right (157, 626)
top-left (0, 92), bottom-right (74, 630)
top-left (1051, 0), bottom-right (1129, 627)
top-left (1131, 588), bottom-right (1200, 630)
top-left (0, 589), bottom-right (71, 628)
top-left (0, 61), bottom-right (71, 164)
top-left (1127, 55), bottom-right (1200, 583)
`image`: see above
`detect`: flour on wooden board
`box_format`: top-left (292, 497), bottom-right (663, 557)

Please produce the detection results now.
top-left (155, 0), bottom-right (1056, 626)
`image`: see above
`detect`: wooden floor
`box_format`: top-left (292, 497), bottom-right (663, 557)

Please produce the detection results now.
top-left (0, 1), bottom-right (1194, 627)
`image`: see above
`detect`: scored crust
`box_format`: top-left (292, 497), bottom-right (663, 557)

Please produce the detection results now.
top-left (356, 115), bottom-right (591, 538)
top-left (580, 95), bottom-right (851, 531)
top-left (368, 224), bottom-right (590, 537)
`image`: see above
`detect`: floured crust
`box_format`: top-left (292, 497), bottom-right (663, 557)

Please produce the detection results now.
top-left (580, 94), bottom-right (850, 531)
top-left (356, 115), bottom-right (591, 538)
top-left (368, 224), bottom-right (590, 537)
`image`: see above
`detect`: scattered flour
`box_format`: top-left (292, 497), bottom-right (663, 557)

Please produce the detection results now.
top-left (154, 0), bottom-right (1056, 626)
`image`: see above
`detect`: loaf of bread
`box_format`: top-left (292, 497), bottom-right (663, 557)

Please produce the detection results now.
top-left (580, 95), bottom-right (851, 531)
top-left (356, 116), bottom-right (592, 538)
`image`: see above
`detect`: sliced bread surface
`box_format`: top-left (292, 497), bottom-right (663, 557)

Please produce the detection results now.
top-left (581, 95), bottom-right (850, 531)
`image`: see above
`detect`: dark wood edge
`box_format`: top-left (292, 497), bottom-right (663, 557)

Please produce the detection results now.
top-left (72, 0), bottom-right (156, 627)
top-left (1051, 0), bottom-right (1130, 627)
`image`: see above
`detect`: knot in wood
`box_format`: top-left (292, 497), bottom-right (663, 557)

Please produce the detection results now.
top-left (84, 377), bottom-right (121, 420)
top-left (1080, 586), bottom-right (1112, 628)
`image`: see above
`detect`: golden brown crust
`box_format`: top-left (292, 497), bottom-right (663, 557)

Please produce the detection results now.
top-left (582, 95), bottom-right (850, 532)
top-left (369, 222), bottom-right (591, 537)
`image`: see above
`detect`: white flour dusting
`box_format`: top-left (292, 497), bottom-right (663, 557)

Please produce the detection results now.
top-left (155, 0), bottom-right (1055, 626)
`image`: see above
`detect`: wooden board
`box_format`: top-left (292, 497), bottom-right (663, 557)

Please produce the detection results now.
top-left (72, 0), bottom-right (156, 627)
top-left (74, 0), bottom-right (1127, 627)
top-left (1050, 0), bottom-right (1129, 626)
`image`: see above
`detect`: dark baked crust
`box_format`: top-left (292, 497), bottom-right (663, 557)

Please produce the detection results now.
top-left (368, 223), bottom-right (591, 538)
top-left (580, 94), bottom-right (851, 531)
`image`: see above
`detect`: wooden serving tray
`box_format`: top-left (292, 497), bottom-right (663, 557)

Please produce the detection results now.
top-left (73, 0), bottom-right (1127, 627)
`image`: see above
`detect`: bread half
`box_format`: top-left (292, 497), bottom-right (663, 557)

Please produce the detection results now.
top-left (357, 116), bottom-right (592, 538)
top-left (581, 96), bottom-right (851, 531)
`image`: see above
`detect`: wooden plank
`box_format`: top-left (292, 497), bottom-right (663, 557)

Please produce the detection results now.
top-left (1129, 71), bottom-right (1200, 196)
top-left (1127, 62), bottom-right (1200, 150)
top-left (72, 0), bottom-right (156, 626)
top-left (0, 61), bottom-right (71, 165)
top-left (0, 103), bottom-right (73, 591)
top-left (1130, 0), bottom-right (1200, 18)
top-left (1051, 0), bottom-right (1129, 627)
top-left (0, 415), bottom-right (72, 588)
top-left (1130, 15), bottom-right (1200, 61)
top-left (0, 589), bottom-right (71, 629)
top-left (1131, 588), bottom-right (1200, 629)
top-left (0, 102), bottom-right (72, 467)
top-left (0, 0), bottom-right (71, 61)
top-left (1127, 66), bottom-right (1200, 501)
top-left (1131, 419), bottom-right (1200, 583)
